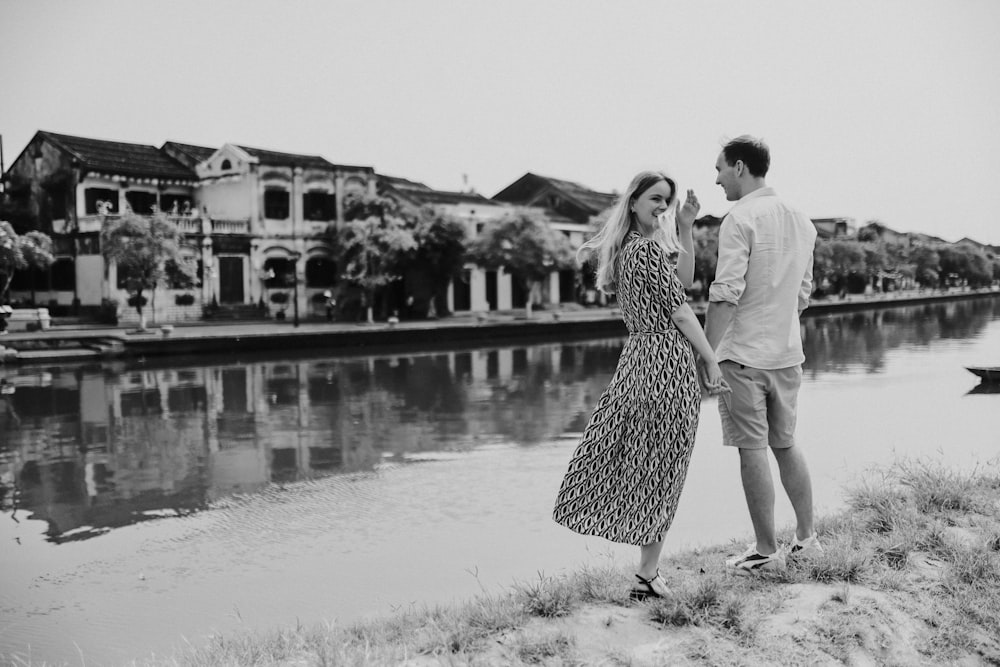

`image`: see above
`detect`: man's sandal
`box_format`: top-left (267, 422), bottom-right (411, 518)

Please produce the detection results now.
top-left (628, 569), bottom-right (670, 601)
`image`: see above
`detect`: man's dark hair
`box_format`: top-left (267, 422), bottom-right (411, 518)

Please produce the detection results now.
top-left (722, 135), bottom-right (770, 177)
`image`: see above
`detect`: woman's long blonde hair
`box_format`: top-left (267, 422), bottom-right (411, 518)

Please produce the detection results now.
top-left (578, 171), bottom-right (685, 294)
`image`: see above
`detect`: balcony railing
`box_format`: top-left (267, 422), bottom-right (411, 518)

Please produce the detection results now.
top-left (76, 214), bottom-right (249, 235)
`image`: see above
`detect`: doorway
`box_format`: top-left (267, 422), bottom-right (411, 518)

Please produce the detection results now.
top-left (218, 256), bottom-right (245, 304)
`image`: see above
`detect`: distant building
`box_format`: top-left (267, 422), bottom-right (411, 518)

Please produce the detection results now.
top-left (492, 172), bottom-right (618, 306)
top-left (810, 217), bottom-right (855, 240)
top-left (2, 131), bottom-right (202, 317)
top-left (492, 172), bottom-right (616, 228)
top-left (2, 131), bottom-right (374, 323)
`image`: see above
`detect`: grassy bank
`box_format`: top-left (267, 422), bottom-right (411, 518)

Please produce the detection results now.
top-left (168, 459), bottom-right (1000, 666)
top-left (18, 458), bottom-right (1000, 667)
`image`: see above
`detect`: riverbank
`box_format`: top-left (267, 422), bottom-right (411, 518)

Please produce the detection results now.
top-left (142, 458), bottom-right (999, 666)
top-left (2, 287), bottom-right (998, 366)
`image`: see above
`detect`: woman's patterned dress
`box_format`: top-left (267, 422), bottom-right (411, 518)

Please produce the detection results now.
top-left (552, 232), bottom-right (700, 546)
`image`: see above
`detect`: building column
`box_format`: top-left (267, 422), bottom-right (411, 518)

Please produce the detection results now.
top-left (549, 272), bottom-right (560, 305)
top-left (201, 238), bottom-right (214, 304)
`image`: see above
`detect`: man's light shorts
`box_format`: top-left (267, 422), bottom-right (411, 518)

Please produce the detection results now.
top-left (718, 361), bottom-right (802, 449)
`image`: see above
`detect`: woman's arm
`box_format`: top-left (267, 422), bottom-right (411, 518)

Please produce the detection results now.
top-left (674, 189), bottom-right (699, 289)
top-left (671, 302), bottom-right (728, 393)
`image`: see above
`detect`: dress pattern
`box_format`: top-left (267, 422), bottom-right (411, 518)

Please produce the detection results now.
top-left (552, 232), bottom-right (700, 546)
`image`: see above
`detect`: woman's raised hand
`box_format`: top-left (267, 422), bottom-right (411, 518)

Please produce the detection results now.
top-left (678, 189), bottom-right (700, 229)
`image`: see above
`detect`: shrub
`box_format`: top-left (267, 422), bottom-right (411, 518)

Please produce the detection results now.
top-left (175, 293), bottom-right (196, 306)
top-left (269, 292), bottom-right (289, 305)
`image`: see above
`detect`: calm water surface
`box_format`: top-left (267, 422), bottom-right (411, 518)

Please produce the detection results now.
top-left (2, 297), bottom-right (999, 665)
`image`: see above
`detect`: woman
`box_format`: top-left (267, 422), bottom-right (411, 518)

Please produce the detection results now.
top-left (552, 171), bottom-right (728, 600)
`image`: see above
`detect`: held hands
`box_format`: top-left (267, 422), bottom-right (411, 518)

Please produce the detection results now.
top-left (697, 358), bottom-right (731, 396)
top-left (677, 189), bottom-right (700, 230)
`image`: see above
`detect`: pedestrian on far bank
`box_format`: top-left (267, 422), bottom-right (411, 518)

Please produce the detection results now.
top-left (324, 291), bottom-right (336, 322)
top-left (704, 135), bottom-right (822, 573)
top-left (553, 170), bottom-right (729, 601)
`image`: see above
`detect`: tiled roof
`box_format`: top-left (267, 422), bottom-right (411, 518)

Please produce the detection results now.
top-left (539, 174), bottom-right (617, 213)
top-left (39, 131), bottom-right (196, 180)
top-left (411, 190), bottom-right (493, 206)
top-left (233, 145), bottom-right (373, 173)
top-left (235, 145), bottom-right (334, 170)
top-left (378, 174), bottom-right (492, 206)
top-left (161, 141), bottom-right (216, 169)
top-left (379, 174), bottom-right (435, 193)
top-left (493, 172), bottom-right (616, 214)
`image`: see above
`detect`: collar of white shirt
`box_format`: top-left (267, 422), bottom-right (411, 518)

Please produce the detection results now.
top-left (733, 186), bottom-right (777, 207)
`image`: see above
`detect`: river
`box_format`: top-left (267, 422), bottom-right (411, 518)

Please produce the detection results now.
top-left (1, 296), bottom-right (998, 665)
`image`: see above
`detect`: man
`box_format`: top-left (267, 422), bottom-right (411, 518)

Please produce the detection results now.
top-left (704, 135), bottom-right (822, 572)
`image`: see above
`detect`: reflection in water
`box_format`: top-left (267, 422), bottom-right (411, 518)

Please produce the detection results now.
top-left (801, 297), bottom-right (1000, 375)
top-left (1, 296), bottom-right (998, 544)
top-left (0, 342), bottom-right (624, 543)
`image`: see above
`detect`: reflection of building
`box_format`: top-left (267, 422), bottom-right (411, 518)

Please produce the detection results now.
top-left (0, 342), bottom-right (617, 540)
top-left (2, 131), bottom-right (375, 323)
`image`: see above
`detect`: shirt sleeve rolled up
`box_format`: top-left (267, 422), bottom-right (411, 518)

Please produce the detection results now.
top-left (708, 216), bottom-right (750, 305)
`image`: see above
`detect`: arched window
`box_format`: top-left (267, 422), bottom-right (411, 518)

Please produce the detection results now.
top-left (262, 257), bottom-right (295, 288)
top-left (305, 256), bottom-right (337, 287)
top-left (221, 159), bottom-right (232, 170)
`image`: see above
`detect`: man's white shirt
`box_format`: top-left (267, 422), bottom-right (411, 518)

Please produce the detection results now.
top-left (708, 187), bottom-right (816, 369)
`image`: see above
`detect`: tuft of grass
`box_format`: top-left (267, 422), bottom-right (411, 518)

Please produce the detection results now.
top-left (899, 459), bottom-right (987, 514)
top-left (848, 477), bottom-right (911, 534)
top-left (644, 576), bottom-right (750, 638)
top-left (874, 542), bottom-right (910, 570)
top-left (514, 572), bottom-right (577, 618)
top-left (510, 628), bottom-right (577, 665)
top-left (793, 535), bottom-right (872, 583)
top-left (944, 544), bottom-right (1000, 588)
top-left (575, 562), bottom-right (631, 604)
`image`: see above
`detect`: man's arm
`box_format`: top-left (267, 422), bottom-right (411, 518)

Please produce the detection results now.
top-left (799, 243), bottom-right (815, 315)
top-left (705, 216), bottom-right (749, 350)
top-left (704, 300), bottom-right (736, 351)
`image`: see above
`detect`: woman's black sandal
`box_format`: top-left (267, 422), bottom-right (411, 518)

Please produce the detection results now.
top-left (629, 569), bottom-right (668, 601)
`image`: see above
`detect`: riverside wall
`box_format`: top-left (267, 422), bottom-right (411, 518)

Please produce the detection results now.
top-left (1, 288), bottom-right (997, 366)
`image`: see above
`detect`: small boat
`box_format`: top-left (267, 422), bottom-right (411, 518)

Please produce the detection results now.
top-left (965, 366), bottom-right (1000, 383)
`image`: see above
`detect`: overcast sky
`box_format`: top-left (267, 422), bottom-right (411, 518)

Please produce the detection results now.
top-left (2, 0), bottom-right (998, 244)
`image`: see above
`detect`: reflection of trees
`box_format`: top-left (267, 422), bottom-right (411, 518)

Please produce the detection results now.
top-left (802, 298), bottom-right (996, 375)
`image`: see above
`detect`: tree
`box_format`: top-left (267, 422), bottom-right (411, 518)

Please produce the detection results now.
top-left (408, 205), bottom-right (469, 317)
top-left (467, 211), bottom-right (575, 317)
top-left (0, 221), bottom-right (55, 302)
top-left (101, 210), bottom-right (198, 331)
top-left (861, 244), bottom-right (887, 290)
top-left (910, 246), bottom-right (940, 288)
top-left (334, 194), bottom-right (417, 324)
